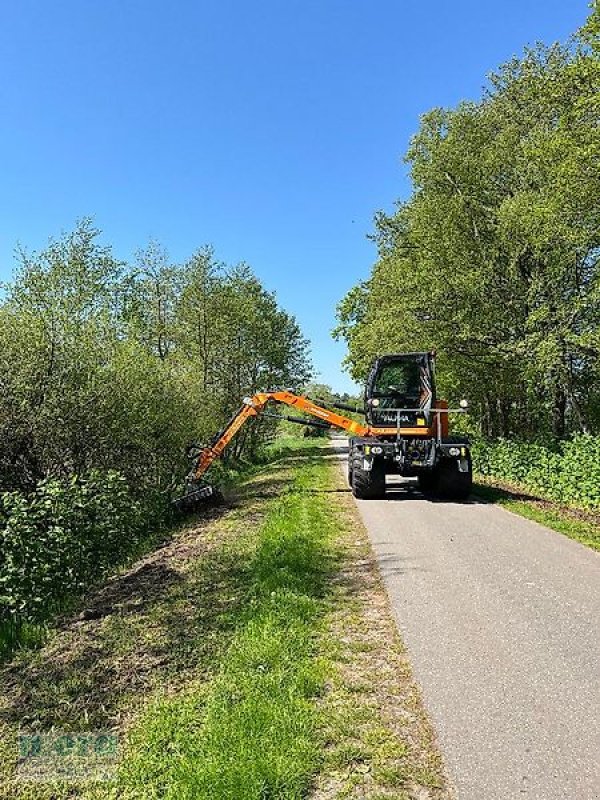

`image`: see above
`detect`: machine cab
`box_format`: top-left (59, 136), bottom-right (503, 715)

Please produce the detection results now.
top-left (364, 352), bottom-right (436, 428)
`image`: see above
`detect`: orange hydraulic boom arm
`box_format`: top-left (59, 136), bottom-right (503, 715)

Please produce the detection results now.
top-left (190, 390), bottom-right (447, 484)
top-left (191, 390), bottom-right (369, 482)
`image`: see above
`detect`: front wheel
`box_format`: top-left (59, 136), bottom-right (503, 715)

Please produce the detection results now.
top-left (351, 458), bottom-right (386, 500)
top-left (417, 470), bottom-right (437, 494)
top-left (433, 456), bottom-right (472, 501)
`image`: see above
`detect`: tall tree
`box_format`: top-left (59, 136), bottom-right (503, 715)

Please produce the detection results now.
top-left (336, 7), bottom-right (600, 438)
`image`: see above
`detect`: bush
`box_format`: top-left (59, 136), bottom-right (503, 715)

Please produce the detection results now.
top-left (0, 224), bottom-right (311, 653)
top-left (472, 434), bottom-right (600, 509)
top-left (0, 471), bottom-right (165, 623)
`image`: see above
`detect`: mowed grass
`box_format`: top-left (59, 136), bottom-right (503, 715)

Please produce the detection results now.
top-left (473, 480), bottom-right (600, 552)
top-left (1, 436), bottom-right (450, 800)
top-left (116, 454), bottom-right (338, 800)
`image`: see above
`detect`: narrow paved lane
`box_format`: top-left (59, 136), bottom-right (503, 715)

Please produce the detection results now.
top-left (332, 436), bottom-right (600, 800)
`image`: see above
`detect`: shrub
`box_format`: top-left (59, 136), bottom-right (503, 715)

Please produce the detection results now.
top-left (0, 471), bottom-right (165, 623)
top-left (472, 435), bottom-right (600, 509)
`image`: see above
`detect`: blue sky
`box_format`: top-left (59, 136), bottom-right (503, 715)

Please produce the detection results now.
top-left (0, 0), bottom-right (590, 393)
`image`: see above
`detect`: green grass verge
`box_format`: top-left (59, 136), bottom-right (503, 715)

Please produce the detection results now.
top-left (117, 450), bottom-right (337, 800)
top-left (0, 429), bottom-right (311, 663)
top-left (1, 437), bottom-right (450, 799)
top-left (473, 481), bottom-right (600, 552)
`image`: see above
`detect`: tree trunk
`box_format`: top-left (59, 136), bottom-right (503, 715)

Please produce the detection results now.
top-left (496, 397), bottom-right (512, 437)
top-left (481, 396), bottom-right (493, 437)
top-left (552, 385), bottom-right (566, 439)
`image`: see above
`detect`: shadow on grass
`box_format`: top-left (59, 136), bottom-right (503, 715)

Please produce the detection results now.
top-left (1, 557), bottom-right (233, 730)
top-left (472, 481), bottom-right (543, 505)
top-left (0, 470), bottom-right (294, 732)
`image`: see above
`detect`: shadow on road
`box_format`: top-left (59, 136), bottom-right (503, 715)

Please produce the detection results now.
top-left (302, 480), bottom-right (479, 505)
top-left (384, 487), bottom-right (479, 505)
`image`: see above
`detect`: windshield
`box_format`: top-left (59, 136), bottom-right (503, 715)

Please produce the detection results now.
top-left (371, 356), bottom-right (434, 412)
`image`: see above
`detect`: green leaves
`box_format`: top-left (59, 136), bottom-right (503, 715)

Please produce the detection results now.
top-left (0, 222), bottom-right (312, 633)
top-left (336, 7), bottom-right (600, 439)
top-left (0, 471), bottom-right (148, 622)
top-left (0, 222), bottom-right (311, 493)
top-left (472, 435), bottom-right (600, 509)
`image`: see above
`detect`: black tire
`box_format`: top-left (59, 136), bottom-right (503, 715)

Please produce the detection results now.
top-left (433, 456), bottom-right (472, 501)
top-left (351, 457), bottom-right (386, 499)
top-left (417, 470), bottom-right (437, 493)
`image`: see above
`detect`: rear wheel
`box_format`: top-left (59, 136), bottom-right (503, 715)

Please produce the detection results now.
top-left (351, 457), bottom-right (386, 499)
top-left (433, 456), bottom-right (472, 501)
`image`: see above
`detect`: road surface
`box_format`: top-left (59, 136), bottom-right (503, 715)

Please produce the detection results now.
top-left (332, 436), bottom-right (600, 800)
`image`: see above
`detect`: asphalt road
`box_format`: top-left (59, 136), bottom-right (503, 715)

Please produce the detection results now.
top-left (332, 436), bottom-right (600, 800)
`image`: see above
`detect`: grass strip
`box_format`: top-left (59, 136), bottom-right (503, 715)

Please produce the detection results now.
top-left (473, 480), bottom-right (600, 552)
top-left (1, 437), bottom-right (451, 799)
top-left (0, 430), bottom-right (310, 663)
top-left (117, 454), bottom-right (337, 800)
top-left (308, 441), bottom-right (450, 800)
top-left (0, 438), bottom-right (321, 799)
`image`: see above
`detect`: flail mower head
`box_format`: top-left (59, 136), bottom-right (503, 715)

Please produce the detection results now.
top-left (172, 441), bottom-right (225, 514)
top-left (173, 481), bottom-right (224, 514)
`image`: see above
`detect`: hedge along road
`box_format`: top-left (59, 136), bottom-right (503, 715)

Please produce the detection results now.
top-left (332, 434), bottom-right (600, 800)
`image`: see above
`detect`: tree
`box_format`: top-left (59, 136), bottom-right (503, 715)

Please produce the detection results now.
top-left (0, 222), bottom-right (311, 492)
top-left (336, 8), bottom-right (600, 438)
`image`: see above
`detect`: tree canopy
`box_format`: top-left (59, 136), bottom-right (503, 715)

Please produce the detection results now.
top-left (335, 6), bottom-right (600, 438)
top-left (0, 220), bottom-right (311, 494)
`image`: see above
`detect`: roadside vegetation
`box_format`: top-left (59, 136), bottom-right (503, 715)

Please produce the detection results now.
top-left (470, 434), bottom-right (600, 550)
top-left (119, 446), bottom-right (334, 800)
top-left (0, 222), bottom-right (310, 657)
top-left (335, 7), bottom-right (600, 510)
top-left (472, 480), bottom-right (600, 551)
top-left (472, 435), bottom-right (600, 509)
top-left (0, 438), bottom-right (450, 800)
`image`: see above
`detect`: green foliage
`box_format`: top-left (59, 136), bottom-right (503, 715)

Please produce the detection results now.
top-left (472, 434), bottom-right (600, 509)
top-left (0, 220), bottom-right (311, 637)
top-left (301, 382), bottom-right (363, 435)
top-left (0, 225), bottom-right (310, 493)
top-left (303, 381), bottom-right (361, 408)
top-left (0, 471), bottom-right (153, 622)
top-left (335, 9), bottom-right (600, 439)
